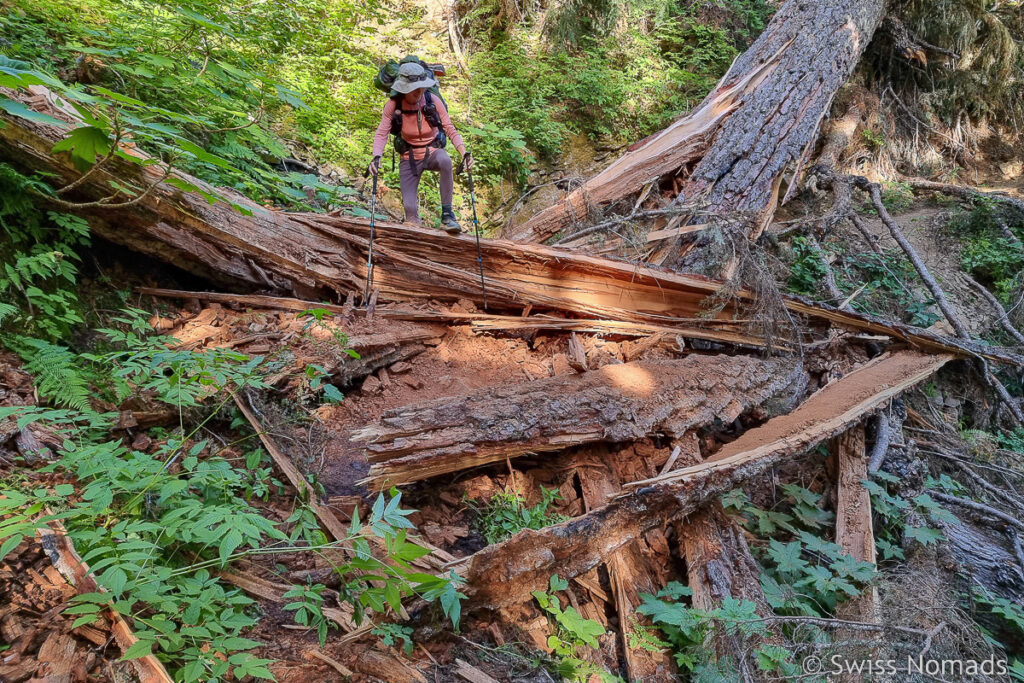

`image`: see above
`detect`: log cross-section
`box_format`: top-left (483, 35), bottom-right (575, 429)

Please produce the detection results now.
top-left (354, 354), bottom-right (803, 489)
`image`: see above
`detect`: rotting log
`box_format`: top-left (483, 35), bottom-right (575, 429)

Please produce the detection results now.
top-left (354, 354), bottom-right (805, 489)
top-left (831, 424), bottom-right (880, 625)
top-left (37, 520), bottom-right (174, 683)
top-left (674, 425), bottom-right (780, 682)
top-left (675, 434), bottom-right (776, 621)
top-left (507, 0), bottom-right (889, 246)
top-left (575, 446), bottom-right (675, 682)
top-left (464, 351), bottom-right (951, 610)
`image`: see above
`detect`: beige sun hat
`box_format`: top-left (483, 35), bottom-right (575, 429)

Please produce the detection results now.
top-left (390, 62), bottom-right (438, 95)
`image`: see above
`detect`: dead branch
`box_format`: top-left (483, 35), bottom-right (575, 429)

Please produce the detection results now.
top-left (37, 519), bottom-right (174, 682)
top-left (961, 273), bottom-right (1024, 346)
top-left (234, 392), bottom-right (352, 542)
top-left (853, 177), bottom-right (969, 338)
top-left (903, 177), bottom-right (1024, 222)
top-left (867, 412), bottom-right (892, 474)
top-left (932, 491), bottom-right (1024, 531)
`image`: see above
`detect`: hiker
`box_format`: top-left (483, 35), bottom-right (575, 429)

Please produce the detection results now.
top-left (368, 62), bottom-right (472, 234)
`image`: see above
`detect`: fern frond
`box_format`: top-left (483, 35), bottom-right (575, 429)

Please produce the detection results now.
top-left (14, 337), bottom-right (93, 411)
top-left (0, 302), bottom-right (17, 325)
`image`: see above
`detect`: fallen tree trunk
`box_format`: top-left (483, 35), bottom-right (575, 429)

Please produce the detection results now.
top-left (354, 354), bottom-right (804, 489)
top-left (507, 0), bottom-right (889, 245)
top-left (464, 351), bottom-right (951, 609)
top-left (0, 93), bottom-right (357, 298)
top-left (5, 102), bottom-right (1023, 367)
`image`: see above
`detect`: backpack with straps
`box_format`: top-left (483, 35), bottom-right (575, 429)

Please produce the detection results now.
top-left (373, 56), bottom-right (449, 156)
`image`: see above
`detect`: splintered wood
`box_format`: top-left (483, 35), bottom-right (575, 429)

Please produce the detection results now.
top-left (354, 354), bottom-right (802, 489)
top-left (833, 424), bottom-right (880, 625)
top-left (36, 521), bottom-right (174, 682)
top-left (464, 351), bottom-right (951, 609)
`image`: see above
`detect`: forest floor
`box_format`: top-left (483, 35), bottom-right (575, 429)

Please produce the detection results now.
top-left (0, 196), bottom-right (987, 683)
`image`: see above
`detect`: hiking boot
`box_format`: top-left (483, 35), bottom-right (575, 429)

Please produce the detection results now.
top-left (441, 210), bottom-right (462, 234)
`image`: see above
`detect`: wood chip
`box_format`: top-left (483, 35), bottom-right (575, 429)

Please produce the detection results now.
top-left (455, 658), bottom-right (500, 683)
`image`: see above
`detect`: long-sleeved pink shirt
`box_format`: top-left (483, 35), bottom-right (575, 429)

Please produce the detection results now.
top-left (372, 93), bottom-right (466, 161)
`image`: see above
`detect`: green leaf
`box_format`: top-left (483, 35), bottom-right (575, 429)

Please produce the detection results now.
top-left (219, 528), bottom-right (244, 565)
top-left (549, 574), bottom-right (569, 593)
top-left (52, 126), bottom-right (112, 172)
top-left (100, 566), bottom-right (128, 595)
top-left (0, 534), bottom-right (24, 562)
top-left (766, 539), bottom-right (808, 576)
top-left (555, 605), bottom-right (605, 648)
top-left (54, 484), bottom-right (75, 496)
top-left (906, 526), bottom-right (944, 546)
top-left (119, 639), bottom-right (154, 661)
top-left (71, 614), bottom-right (100, 629)
top-left (0, 97), bottom-right (64, 125)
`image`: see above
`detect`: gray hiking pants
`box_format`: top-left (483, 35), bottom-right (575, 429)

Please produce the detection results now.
top-left (399, 148), bottom-right (453, 225)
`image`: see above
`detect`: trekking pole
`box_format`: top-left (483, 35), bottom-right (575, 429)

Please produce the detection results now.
top-left (459, 158), bottom-right (488, 310)
top-left (363, 167), bottom-right (379, 306)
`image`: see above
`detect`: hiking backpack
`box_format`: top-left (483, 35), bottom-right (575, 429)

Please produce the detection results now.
top-left (373, 56), bottom-right (449, 156)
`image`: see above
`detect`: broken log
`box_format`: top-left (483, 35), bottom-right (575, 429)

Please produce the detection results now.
top-left (673, 425), bottom-right (780, 682)
top-left (508, 0), bottom-right (888, 245)
top-left (6, 101), bottom-right (1023, 367)
top-left (464, 351), bottom-right (951, 609)
top-left (832, 424), bottom-right (880, 625)
top-left (0, 91), bottom-right (357, 298)
top-left (355, 354), bottom-right (804, 489)
top-left (37, 520), bottom-right (174, 683)
top-left (674, 434), bottom-right (777, 626)
top-left (137, 287), bottom-right (771, 349)
top-left (575, 446), bottom-right (675, 682)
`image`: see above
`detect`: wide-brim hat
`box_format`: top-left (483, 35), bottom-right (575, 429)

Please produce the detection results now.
top-left (390, 62), bottom-right (438, 94)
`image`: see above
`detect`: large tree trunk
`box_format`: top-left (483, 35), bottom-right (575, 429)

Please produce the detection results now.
top-left (506, 0), bottom-right (889, 249)
top-left (0, 90), bottom-right (357, 298)
top-left (464, 351), bottom-right (950, 609)
top-left (4, 101), bottom-right (1020, 368)
top-left (354, 354), bottom-right (803, 489)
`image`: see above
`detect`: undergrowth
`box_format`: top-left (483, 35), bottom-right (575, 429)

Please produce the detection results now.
top-left (787, 236), bottom-right (940, 327)
top-left (635, 478), bottom-right (955, 678)
top-left (0, 311), bottom-right (464, 681)
top-left (468, 485), bottom-right (568, 544)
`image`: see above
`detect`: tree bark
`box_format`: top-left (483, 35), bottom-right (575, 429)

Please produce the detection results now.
top-left (355, 354), bottom-right (804, 489)
top-left (507, 0), bottom-right (889, 247)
